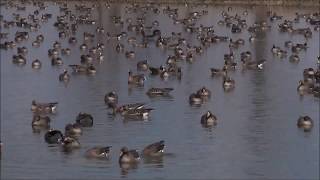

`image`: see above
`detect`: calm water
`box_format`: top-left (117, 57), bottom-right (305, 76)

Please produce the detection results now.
top-left (1, 1), bottom-right (319, 179)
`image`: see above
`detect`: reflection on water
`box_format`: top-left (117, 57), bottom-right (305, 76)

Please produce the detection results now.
top-left (1, 1), bottom-right (319, 180)
top-left (244, 7), bottom-right (270, 177)
top-left (120, 163), bottom-right (139, 177)
top-left (143, 156), bottom-right (164, 166)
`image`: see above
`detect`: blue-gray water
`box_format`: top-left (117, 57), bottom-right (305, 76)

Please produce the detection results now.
top-left (1, 1), bottom-right (319, 179)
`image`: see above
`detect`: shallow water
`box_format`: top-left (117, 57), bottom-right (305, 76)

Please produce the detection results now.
top-left (1, 1), bottom-right (319, 179)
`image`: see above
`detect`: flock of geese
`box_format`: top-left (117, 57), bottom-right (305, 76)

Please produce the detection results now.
top-left (0, 0), bottom-right (319, 170)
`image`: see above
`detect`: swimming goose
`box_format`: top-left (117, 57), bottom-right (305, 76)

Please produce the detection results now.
top-left (271, 45), bottom-right (281, 54)
top-left (31, 100), bottom-right (58, 114)
top-left (142, 140), bottom-right (165, 157)
top-left (61, 137), bottom-right (80, 150)
top-left (17, 46), bottom-right (28, 55)
top-left (32, 115), bottom-right (51, 127)
top-left (137, 60), bottom-right (149, 71)
top-left (75, 113), bottom-right (93, 127)
top-left (31, 59), bottom-right (41, 69)
top-left (104, 91), bottom-right (118, 107)
top-left (80, 54), bottom-right (93, 64)
top-left (69, 64), bottom-right (96, 75)
top-left (59, 69), bottom-right (70, 82)
top-left (223, 76), bottom-right (235, 91)
top-left (12, 54), bottom-right (26, 65)
top-left (241, 51), bottom-right (252, 61)
top-left (297, 116), bottom-right (313, 131)
top-left (297, 80), bottom-right (313, 95)
top-left (196, 87), bottom-right (211, 98)
top-left (85, 146), bottom-right (112, 158)
top-left (189, 93), bottom-right (203, 105)
top-left (128, 71), bottom-right (145, 86)
top-left (119, 147), bottom-right (140, 164)
top-left (284, 41), bottom-right (293, 48)
top-left (149, 66), bottom-right (165, 75)
top-left (241, 59), bottom-right (266, 70)
top-left (44, 129), bottom-right (64, 144)
top-left (111, 103), bottom-right (145, 115)
top-left (303, 68), bottom-right (315, 78)
top-left (65, 123), bottom-right (82, 137)
top-left (210, 66), bottom-right (227, 77)
top-left (146, 88), bottom-right (174, 97)
top-left (51, 57), bottom-right (63, 66)
top-left (289, 54), bottom-right (300, 63)
top-left (312, 86), bottom-right (320, 98)
top-left (125, 51), bottom-right (135, 59)
top-left (61, 48), bottom-right (71, 56)
top-left (122, 108), bottom-right (153, 120)
top-left (201, 111), bottom-right (217, 127)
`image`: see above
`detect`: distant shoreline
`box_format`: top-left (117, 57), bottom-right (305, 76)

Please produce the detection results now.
top-left (2, 0), bottom-right (320, 7)
top-left (104, 0), bottom-right (320, 7)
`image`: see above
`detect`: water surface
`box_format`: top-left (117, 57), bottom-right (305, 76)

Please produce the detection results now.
top-left (1, 2), bottom-right (319, 179)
